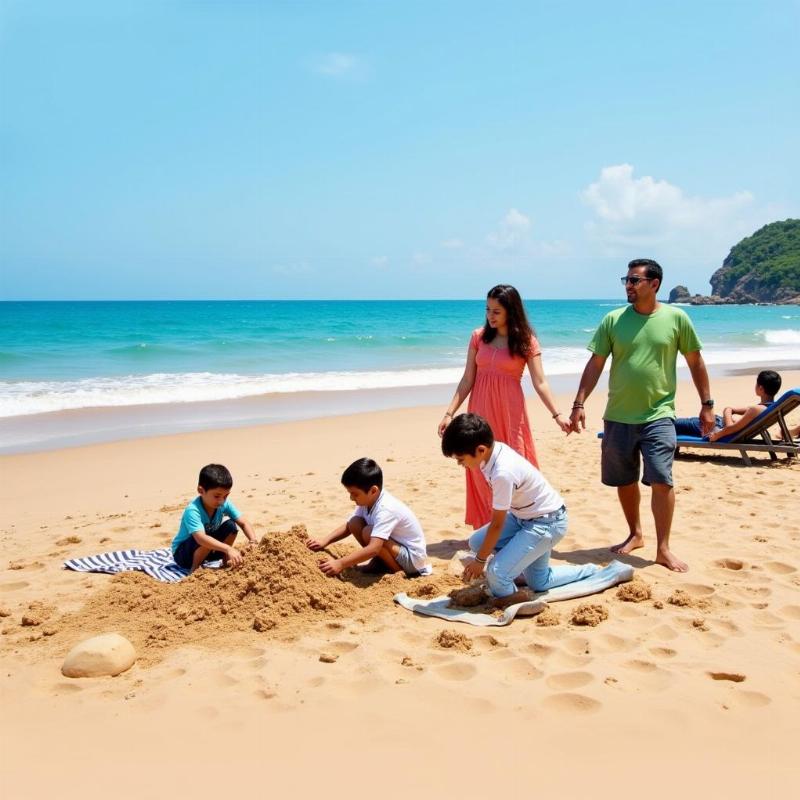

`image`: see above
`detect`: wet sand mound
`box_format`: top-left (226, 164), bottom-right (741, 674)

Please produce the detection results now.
top-left (616, 580), bottom-right (652, 603)
top-left (570, 604), bottom-right (609, 627)
top-left (27, 526), bottom-right (457, 665)
top-left (434, 629), bottom-right (473, 651)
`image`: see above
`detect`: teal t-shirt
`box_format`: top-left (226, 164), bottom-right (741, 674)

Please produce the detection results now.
top-left (171, 496), bottom-right (241, 553)
top-left (588, 304), bottom-right (702, 424)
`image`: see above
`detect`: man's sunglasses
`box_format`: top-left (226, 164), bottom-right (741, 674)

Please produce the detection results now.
top-left (621, 276), bottom-right (653, 286)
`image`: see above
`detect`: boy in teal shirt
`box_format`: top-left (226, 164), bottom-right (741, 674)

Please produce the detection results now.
top-left (172, 464), bottom-right (257, 572)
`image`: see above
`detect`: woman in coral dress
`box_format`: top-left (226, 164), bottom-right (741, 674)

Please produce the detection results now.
top-left (438, 285), bottom-right (570, 528)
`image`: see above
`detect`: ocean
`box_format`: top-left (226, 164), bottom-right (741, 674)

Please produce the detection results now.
top-left (2, 300), bottom-right (799, 451)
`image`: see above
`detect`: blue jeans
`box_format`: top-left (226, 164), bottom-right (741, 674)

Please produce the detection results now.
top-left (673, 415), bottom-right (723, 437)
top-left (468, 507), bottom-right (598, 598)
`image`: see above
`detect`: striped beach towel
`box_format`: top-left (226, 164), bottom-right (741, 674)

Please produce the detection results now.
top-left (63, 548), bottom-right (220, 583)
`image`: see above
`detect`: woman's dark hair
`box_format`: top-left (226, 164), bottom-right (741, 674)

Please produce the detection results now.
top-left (198, 464), bottom-right (233, 490)
top-left (341, 458), bottom-right (383, 492)
top-left (441, 413), bottom-right (494, 457)
top-left (481, 284), bottom-right (535, 359)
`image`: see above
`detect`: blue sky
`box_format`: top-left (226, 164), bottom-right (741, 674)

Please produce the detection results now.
top-left (1, 0), bottom-right (798, 300)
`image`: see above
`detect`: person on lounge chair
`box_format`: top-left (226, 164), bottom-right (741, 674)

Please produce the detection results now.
top-left (673, 370), bottom-right (781, 442)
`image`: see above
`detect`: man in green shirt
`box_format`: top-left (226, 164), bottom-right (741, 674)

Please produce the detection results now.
top-left (569, 259), bottom-right (714, 572)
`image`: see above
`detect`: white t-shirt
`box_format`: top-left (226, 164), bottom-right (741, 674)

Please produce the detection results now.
top-left (480, 442), bottom-right (564, 519)
top-left (353, 490), bottom-right (428, 570)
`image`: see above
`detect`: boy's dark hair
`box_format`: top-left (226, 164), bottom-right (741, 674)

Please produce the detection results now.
top-left (628, 258), bottom-right (663, 288)
top-left (198, 463), bottom-right (233, 490)
top-left (757, 370), bottom-right (782, 397)
top-left (341, 458), bottom-right (383, 492)
top-left (441, 413), bottom-right (494, 457)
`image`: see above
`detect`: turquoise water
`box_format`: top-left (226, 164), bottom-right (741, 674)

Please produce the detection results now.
top-left (1, 300), bottom-right (798, 418)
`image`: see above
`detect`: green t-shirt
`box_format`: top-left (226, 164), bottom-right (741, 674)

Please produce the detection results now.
top-left (588, 304), bottom-right (702, 424)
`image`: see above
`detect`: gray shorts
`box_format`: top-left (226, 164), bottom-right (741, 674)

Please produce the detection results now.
top-left (394, 543), bottom-right (422, 578)
top-left (602, 418), bottom-right (676, 487)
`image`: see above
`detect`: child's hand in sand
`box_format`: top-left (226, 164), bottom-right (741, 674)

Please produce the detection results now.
top-left (462, 558), bottom-right (485, 583)
top-left (225, 547), bottom-right (244, 568)
top-left (306, 537), bottom-right (326, 552)
top-left (319, 558), bottom-right (343, 576)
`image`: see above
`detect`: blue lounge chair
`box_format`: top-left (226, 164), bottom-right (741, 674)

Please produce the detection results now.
top-left (675, 388), bottom-right (800, 466)
top-left (596, 389), bottom-right (800, 466)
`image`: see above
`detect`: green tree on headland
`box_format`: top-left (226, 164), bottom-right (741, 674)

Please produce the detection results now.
top-left (711, 219), bottom-right (800, 300)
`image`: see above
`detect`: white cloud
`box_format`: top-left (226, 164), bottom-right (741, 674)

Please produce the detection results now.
top-left (411, 252), bottom-right (432, 266)
top-left (486, 208), bottom-right (532, 250)
top-left (313, 52), bottom-right (363, 79)
top-left (441, 238), bottom-right (464, 249)
top-left (580, 164), bottom-right (757, 257)
top-left (371, 256), bottom-right (389, 268)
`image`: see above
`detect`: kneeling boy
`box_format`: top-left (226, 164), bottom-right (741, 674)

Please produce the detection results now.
top-left (306, 458), bottom-right (431, 577)
top-left (442, 413), bottom-right (597, 607)
top-left (171, 464), bottom-right (257, 573)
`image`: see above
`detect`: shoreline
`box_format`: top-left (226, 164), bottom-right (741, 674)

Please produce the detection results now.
top-left (4, 358), bottom-right (799, 455)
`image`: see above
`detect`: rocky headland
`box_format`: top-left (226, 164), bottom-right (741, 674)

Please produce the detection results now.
top-left (669, 218), bottom-right (800, 305)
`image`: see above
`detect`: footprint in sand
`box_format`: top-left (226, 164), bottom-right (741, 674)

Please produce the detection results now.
top-left (0, 581), bottom-right (29, 593)
top-left (649, 646), bottom-right (677, 658)
top-left (542, 693), bottom-right (602, 714)
top-left (650, 623), bottom-right (678, 641)
top-left (778, 605), bottom-right (800, 621)
top-left (486, 647), bottom-right (515, 661)
top-left (595, 633), bottom-right (636, 654)
top-left (495, 658), bottom-right (544, 681)
top-left (752, 609), bottom-right (784, 628)
top-left (561, 636), bottom-right (592, 656)
top-left (708, 671), bottom-right (746, 682)
top-left (522, 642), bottom-right (556, 661)
top-left (546, 671), bottom-right (594, 690)
top-left (727, 690), bottom-right (771, 709)
top-left (435, 662), bottom-right (478, 681)
top-left (677, 583), bottom-right (716, 598)
top-left (623, 660), bottom-right (673, 690)
top-left (326, 640), bottom-right (360, 655)
top-left (714, 619), bottom-right (742, 636)
top-left (714, 558), bottom-right (745, 571)
top-left (764, 561), bottom-right (797, 575)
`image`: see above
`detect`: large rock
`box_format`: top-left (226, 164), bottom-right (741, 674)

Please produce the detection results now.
top-left (61, 633), bottom-right (137, 678)
top-left (668, 285), bottom-right (692, 303)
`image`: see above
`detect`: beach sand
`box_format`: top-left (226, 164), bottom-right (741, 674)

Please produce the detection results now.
top-left (2, 371), bottom-right (799, 798)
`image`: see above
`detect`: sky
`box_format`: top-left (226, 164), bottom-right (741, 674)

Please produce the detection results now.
top-left (1, 0), bottom-right (798, 300)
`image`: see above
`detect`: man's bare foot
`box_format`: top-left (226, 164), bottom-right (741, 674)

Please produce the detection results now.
top-left (655, 548), bottom-right (688, 573)
top-left (610, 533), bottom-right (644, 554)
top-left (488, 588), bottom-right (535, 611)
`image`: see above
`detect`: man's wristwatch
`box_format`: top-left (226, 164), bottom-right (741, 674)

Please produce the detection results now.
top-left (701, 399), bottom-right (715, 407)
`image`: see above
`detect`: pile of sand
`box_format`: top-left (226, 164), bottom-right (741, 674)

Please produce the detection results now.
top-left (535, 606), bottom-right (560, 626)
top-left (570, 603), bottom-right (609, 627)
top-left (616, 579), bottom-right (652, 603)
top-left (21, 525), bottom-right (458, 665)
top-left (434, 629), bottom-right (473, 651)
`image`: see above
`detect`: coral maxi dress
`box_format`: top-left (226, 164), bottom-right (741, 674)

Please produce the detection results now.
top-left (465, 327), bottom-right (540, 528)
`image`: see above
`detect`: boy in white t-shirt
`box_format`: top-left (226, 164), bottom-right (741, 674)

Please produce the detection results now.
top-left (306, 458), bottom-right (431, 578)
top-left (442, 413), bottom-right (598, 607)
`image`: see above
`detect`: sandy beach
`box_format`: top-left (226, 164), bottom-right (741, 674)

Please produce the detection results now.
top-left (2, 370), bottom-right (799, 798)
